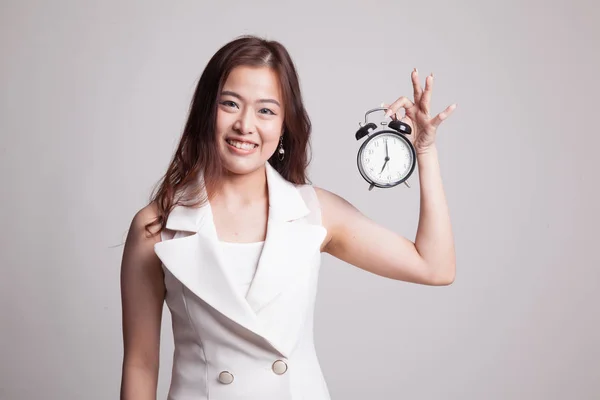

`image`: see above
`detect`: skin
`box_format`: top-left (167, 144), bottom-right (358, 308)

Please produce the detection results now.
top-left (120, 66), bottom-right (457, 399)
top-left (210, 66), bottom-right (285, 243)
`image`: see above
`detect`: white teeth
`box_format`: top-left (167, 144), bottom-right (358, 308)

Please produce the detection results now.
top-left (226, 139), bottom-right (257, 150)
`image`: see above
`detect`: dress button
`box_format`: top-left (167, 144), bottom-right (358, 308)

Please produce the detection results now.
top-left (272, 360), bottom-right (288, 375)
top-left (218, 371), bottom-right (234, 384)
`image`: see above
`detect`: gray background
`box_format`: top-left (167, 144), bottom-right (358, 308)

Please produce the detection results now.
top-left (1, 0), bottom-right (598, 399)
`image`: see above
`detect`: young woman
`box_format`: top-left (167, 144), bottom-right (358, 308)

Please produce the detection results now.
top-left (120, 35), bottom-right (457, 400)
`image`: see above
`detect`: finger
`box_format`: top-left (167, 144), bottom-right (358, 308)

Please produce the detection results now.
top-left (412, 68), bottom-right (422, 104)
top-left (392, 108), bottom-right (406, 121)
top-left (380, 102), bottom-right (394, 119)
top-left (430, 103), bottom-right (457, 128)
top-left (382, 101), bottom-right (405, 121)
top-left (420, 74), bottom-right (434, 115)
top-left (384, 96), bottom-right (414, 118)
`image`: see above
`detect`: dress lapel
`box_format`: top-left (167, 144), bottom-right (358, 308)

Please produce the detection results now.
top-left (244, 163), bottom-right (326, 313)
top-left (153, 162), bottom-right (326, 357)
top-left (154, 200), bottom-right (268, 344)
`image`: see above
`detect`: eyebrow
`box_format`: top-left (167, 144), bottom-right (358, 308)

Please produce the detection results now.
top-left (220, 90), bottom-right (281, 107)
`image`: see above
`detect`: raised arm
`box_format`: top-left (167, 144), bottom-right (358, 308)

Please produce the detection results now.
top-left (120, 203), bottom-right (165, 400)
top-left (318, 69), bottom-right (457, 286)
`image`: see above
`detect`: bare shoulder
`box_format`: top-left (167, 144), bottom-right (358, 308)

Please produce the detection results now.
top-left (313, 186), bottom-right (363, 222)
top-left (130, 202), bottom-right (162, 242)
top-left (122, 202), bottom-right (163, 271)
top-left (313, 186), bottom-right (357, 210)
top-left (313, 186), bottom-right (363, 252)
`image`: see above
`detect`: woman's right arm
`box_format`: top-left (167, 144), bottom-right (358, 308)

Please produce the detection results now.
top-left (120, 203), bottom-right (166, 400)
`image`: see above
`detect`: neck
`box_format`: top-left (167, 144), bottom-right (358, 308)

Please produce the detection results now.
top-left (211, 164), bottom-right (268, 207)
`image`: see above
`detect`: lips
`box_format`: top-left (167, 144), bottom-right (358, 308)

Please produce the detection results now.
top-left (225, 137), bottom-right (258, 146)
top-left (225, 138), bottom-right (259, 152)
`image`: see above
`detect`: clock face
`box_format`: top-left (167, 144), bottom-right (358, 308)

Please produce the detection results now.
top-left (358, 132), bottom-right (415, 186)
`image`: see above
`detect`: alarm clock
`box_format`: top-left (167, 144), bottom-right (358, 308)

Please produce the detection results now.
top-left (355, 107), bottom-right (416, 191)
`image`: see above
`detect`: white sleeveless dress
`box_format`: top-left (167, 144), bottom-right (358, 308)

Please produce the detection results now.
top-left (218, 240), bottom-right (265, 298)
top-left (155, 162), bottom-right (330, 399)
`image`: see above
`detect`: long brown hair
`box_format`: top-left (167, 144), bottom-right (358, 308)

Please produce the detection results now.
top-left (145, 35), bottom-right (312, 235)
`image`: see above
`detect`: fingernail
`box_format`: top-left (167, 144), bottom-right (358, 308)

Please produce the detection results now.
top-left (414, 67), bottom-right (418, 74)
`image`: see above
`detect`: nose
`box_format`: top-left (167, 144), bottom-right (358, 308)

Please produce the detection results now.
top-left (233, 107), bottom-right (256, 135)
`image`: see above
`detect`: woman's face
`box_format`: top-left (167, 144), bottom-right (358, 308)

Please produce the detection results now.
top-left (215, 65), bottom-right (284, 175)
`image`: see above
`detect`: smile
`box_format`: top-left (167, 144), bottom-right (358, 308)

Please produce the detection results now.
top-left (226, 139), bottom-right (259, 152)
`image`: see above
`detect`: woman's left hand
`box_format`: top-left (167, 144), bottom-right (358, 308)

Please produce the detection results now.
top-left (384, 69), bottom-right (457, 155)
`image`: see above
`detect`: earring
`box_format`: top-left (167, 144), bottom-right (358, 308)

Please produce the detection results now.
top-left (278, 135), bottom-right (285, 161)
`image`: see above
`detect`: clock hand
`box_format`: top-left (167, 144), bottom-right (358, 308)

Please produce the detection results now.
top-left (379, 159), bottom-right (388, 174)
top-left (385, 140), bottom-right (393, 173)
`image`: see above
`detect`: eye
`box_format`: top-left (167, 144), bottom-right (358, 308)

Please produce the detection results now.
top-left (259, 108), bottom-right (276, 115)
top-left (220, 100), bottom-right (238, 109)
